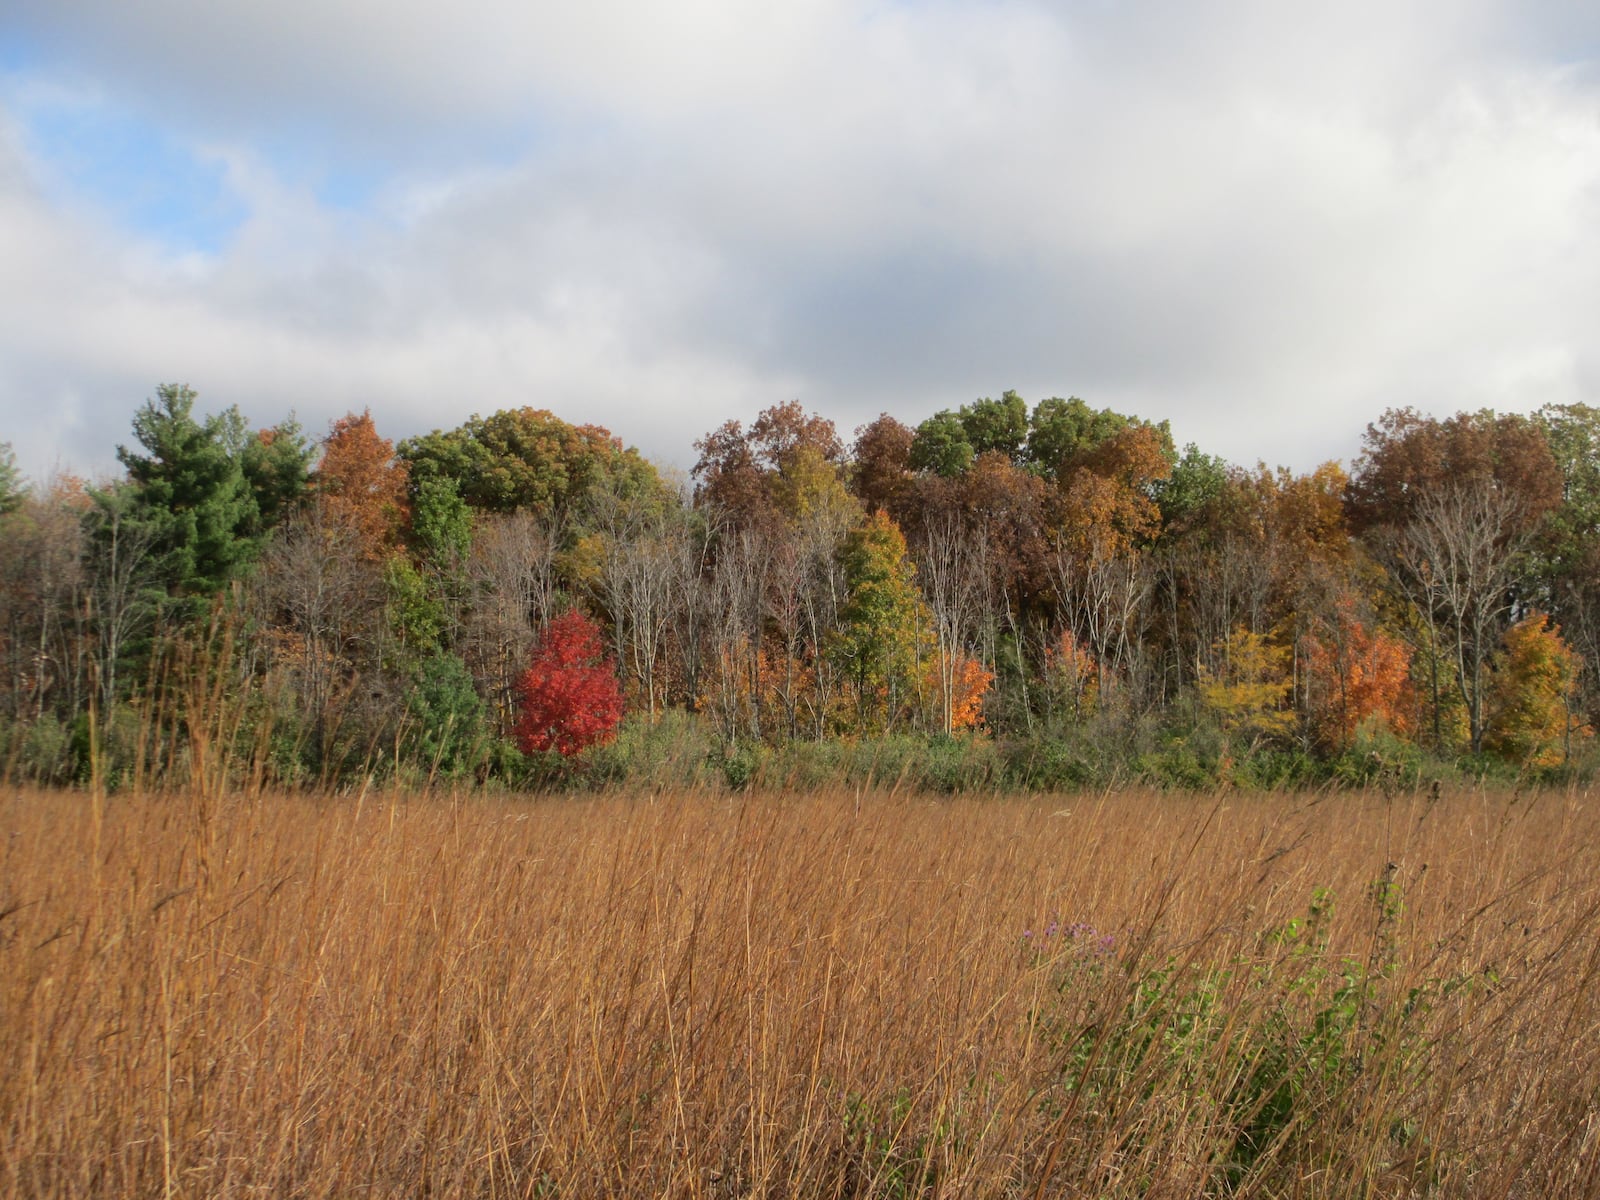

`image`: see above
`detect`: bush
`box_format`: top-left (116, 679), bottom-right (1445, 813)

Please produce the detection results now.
top-left (580, 710), bottom-right (717, 791)
top-left (1229, 746), bottom-right (1321, 791)
top-left (714, 740), bottom-right (764, 790)
top-left (1330, 719), bottom-right (1426, 790)
top-left (19, 714), bottom-right (72, 784)
top-left (921, 733), bottom-right (1000, 793)
top-left (1136, 728), bottom-right (1225, 790)
top-left (1002, 735), bottom-right (1103, 791)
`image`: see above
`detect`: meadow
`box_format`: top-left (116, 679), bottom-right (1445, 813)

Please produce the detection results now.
top-left (2, 782), bottom-right (1597, 1198)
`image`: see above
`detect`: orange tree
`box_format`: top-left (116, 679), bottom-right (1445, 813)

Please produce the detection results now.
top-left (1302, 596), bottom-right (1414, 753)
top-left (313, 409), bottom-right (410, 559)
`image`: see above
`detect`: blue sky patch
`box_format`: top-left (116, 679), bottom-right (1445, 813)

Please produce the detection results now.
top-left (5, 70), bottom-right (249, 254)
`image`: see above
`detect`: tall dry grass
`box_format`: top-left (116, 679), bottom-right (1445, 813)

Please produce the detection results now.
top-left (2, 782), bottom-right (1598, 1198)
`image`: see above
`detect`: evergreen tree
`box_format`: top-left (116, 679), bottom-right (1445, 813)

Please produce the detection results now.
top-left (404, 651), bottom-right (490, 779)
top-left (116, 384), bottom-right (260, 601)
top-left (0, 442), bottom-right (23, 516)
top-left (241, 417), bottom-right (314, 537)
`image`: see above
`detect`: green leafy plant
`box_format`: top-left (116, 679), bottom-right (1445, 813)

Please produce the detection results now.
top-left (1043, 881), bottom-right (1462, 1193)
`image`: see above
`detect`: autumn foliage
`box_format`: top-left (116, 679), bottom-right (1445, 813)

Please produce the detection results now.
top-left (923, 651), bottom-right (994, 731)
top-left (513, 610), bottom-right (625, 757)
top-left (19, 387), bottom-right (1600, 792)
top-left (1045, 630), bottom-right (1098, 724)
top-left (1302, 599), bottom-right (1414, 752)
top-left (1485, 612), bottom-right (1589, 769)
top-left (314, 409), bottom-right (410, 558)
top-left (1198, 628), bottom-right (1295, 745)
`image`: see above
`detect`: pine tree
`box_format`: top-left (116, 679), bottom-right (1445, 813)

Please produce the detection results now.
top-left (116, 384), bottom-right (260, 601)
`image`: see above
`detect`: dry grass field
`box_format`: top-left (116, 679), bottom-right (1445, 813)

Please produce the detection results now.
top-left (2, 781), bottom-right (1598, 1198)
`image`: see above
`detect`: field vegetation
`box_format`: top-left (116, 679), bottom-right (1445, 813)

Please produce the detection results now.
top-left (3, 780), bottom-right (1598, 1198)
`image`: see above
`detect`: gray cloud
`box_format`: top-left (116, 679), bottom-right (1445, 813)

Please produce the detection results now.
top-left (1, 0), bottom-right (1597, 482)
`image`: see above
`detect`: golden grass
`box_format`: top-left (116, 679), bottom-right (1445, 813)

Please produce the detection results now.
top-left (2, 782), bottom-right (1599, 1198)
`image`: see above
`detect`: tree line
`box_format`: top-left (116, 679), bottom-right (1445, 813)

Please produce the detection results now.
top-left (1, 384), bottom-right (1594, 789)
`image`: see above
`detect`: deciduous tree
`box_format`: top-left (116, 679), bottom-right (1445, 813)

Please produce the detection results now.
top-left (400, 407), bottom-right (659, 517)
top-left (848, 414), bottom-right (915, 520)
top-left (832, 511), bottom-right (929, 732)
top-left (1485, 612), bottom-right (1587, 769)
top-left (1302, 596), bottom-right (1414, 753)
top-left (1394, 479), bottom-right (1543, 755)
top-left (513, 609), bottom-right (624, 756)
top-left (1198, 628), bottom-right (1295, 750)
top-left (314, 409), bottom-right (410, 559)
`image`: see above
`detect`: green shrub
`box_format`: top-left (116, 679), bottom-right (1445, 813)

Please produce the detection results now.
top-left (920, 733), bottom-right (999, 793)
top-left (1002, 735), bottom-right (1102, 791)
top-left (1229, 746), bottom-right (1321, 790)
top-left (1042, 883), bottom-right (1463, 1192)
top-left (1136, 729), bottom-right (1224, 790)
top-left (20, 714), bottom-right (72, 784)
top-left (1331, 719), bottom-right (1426, 790)
top-left (714, 740), bottom-right (764, 790)
top-left (581, 710), bottom-right (717, 791)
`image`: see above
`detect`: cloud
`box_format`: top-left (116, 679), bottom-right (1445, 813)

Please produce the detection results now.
top-left (0, 0), bottom-right (1597, 482)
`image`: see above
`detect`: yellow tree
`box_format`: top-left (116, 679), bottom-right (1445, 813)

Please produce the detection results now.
top-left (831, 511), bottom-right (931, 733)
top-left (1485, 613), bottom-right (1589, 768)
top-left (1198, 628), bottom-right (1295, 754)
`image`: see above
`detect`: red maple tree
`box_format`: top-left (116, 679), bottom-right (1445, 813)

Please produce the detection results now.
top-left (513, 609), bottom-right (624, 757)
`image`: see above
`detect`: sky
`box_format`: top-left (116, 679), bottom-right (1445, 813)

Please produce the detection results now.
top-left (2, 0), bottom-right (1598, 482)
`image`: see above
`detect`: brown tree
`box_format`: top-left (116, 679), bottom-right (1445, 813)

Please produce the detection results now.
top-left (1346, 408), bottom-right (1560, 534)
top-left (848, 413), bottom-right (915, 522)
top-left (463, 510), bottom-right (561, 733)
top-left (314, 410), bottom-right (410, 559)
top-left (692, 402), bottom-right (843, 532)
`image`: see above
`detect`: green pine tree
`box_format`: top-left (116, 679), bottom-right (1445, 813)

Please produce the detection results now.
top-left (116, 383), bottom-right (261, 602)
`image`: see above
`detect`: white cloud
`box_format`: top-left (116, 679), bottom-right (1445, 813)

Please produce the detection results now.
top-left (1, 0), bottom-right (1598, 482)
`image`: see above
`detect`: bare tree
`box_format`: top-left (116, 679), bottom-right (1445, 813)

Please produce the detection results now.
top-left (464, 510), bottom-right (560, 732)
top-left (1391, 479), bottom-right (1534, 755)
top-left (0, 484), bottom-right (87, 722)
top-left (1046, 532), bottom-right (1152, 711)
top-left (793, 493), bottom-right (857, 739)
top-left (258, 503), bottom-right (383, 762)
top-left (913, 511), bottom-right (990, 733)
top-left (1153, 527), bottom-right (1276, 699)
top-left (82, 485), bottom-right (158, 717)
top-left (592, 494), bottom-right (686, 721)
top-left (704, 523), bottom-right (771, 742)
